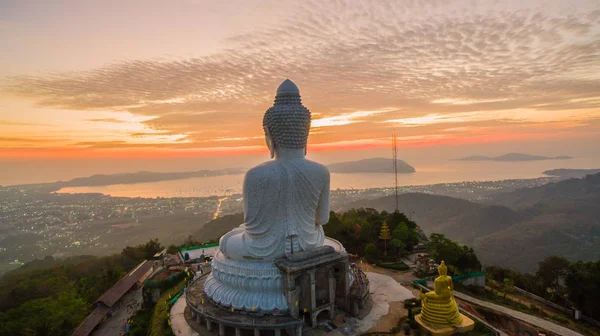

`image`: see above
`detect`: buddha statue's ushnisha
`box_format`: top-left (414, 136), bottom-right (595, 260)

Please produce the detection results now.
top-left (204, 79), bottom-right (342, 314)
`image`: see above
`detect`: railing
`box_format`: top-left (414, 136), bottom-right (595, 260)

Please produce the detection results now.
top-left (512, 286), bottom-right (600, 329)
top-left (413, 272), bottom-right (485, 287)
top-left (452, 272), bottom-right (485, 281)
top-left (580, 315), bottom-right (600, 329)
top-left (512, 286), bottom-right (573, 315)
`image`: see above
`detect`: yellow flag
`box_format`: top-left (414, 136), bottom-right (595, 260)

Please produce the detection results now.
top-left (231, 307), bottom-right (235, 312)
top-left (252, 306), bottom-right (255, 311)
top-left (295, 300), bottom-right (299, 306)
top-left (303, 308), bottom-right (307, 313)
top-left (201, 299), bottom-right (204, 304)
top-left (360, 260), bottom-right (363, 264)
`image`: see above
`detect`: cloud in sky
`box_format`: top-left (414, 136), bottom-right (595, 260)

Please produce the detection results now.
top-left (0, 0), bottom-right (599, 155)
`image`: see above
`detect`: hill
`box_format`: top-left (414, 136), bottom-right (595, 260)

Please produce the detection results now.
top-left (486, 172), bottom-right (600, 209)
top-left (8, 168), bottom-right (244, 189)
top-left (344, 175), bottom-right (600, 271)
top-left (327, 158), bottom-right (415, 174)
top-left (61, 169), bottom-right (243, 187)
top-left (0, 240), bottom-right (161, 335)
top-left (474, 212), bottom-right (600, 272)
top-left (474, 174), bottom-right (600, 271)
top-left (343, 193), bottom-right (521, 245)
top-left (193, 213), bottom-right (244, 242)
top-left (453, 153), bottom-right (572, 162)
top-left (543, 168), bottom-right (600, 178)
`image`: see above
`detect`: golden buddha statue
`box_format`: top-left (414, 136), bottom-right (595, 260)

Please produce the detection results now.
top-left (415, 261), bottom-right (474, 336)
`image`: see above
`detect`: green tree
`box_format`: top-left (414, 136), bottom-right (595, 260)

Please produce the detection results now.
top-left (565, 260), bottom-right (600, 319)
top-left (503, 278), bottom-right (514, 300)
top-left (364, 243), bottom-right (378, 263)
top-left (0, 289), bottom-right (88, 336)
top-left (536, 255), bottom-right (570, 297)
top-left (426, 233), bottom-right (480, 274)
top-left (0, 238), bottom-right (167, 336)
top-left (183, 235), bottom-right (202, 247)
top-left (390, 238), bottom-right (406, 256)
top-left (455, 246), bottom-right (482, 273)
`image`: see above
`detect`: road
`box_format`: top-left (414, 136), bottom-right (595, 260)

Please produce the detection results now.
top-left (212, 195), bottom-right (230, 220)
top-left (170, 292), bottom-right (199, 336)
top-left (451, 289), bottom-right (584, 336)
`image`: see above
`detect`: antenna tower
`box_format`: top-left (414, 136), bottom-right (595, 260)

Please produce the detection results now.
top-left (392, 133), bottom-right (399, 211)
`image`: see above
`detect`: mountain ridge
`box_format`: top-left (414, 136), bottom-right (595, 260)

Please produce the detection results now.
top-left (327, 157), bottom-right (415, 174)
top-left (543, 168), bottom-right (600, 179)
top-left (343, 174), bottom-right (600, 272)
top-left (453, 153), bottom-right (572, 162)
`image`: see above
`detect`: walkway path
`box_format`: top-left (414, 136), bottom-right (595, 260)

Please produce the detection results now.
top-left (451, 289), bottom-right (584, 336)
top-left (170, 293), bottom-right (199, 336)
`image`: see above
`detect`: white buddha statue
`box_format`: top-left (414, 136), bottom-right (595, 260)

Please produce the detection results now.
top-left (204, 79), bottom-right (342, 314)
top-left (219, 79), bottom-right (330, 260)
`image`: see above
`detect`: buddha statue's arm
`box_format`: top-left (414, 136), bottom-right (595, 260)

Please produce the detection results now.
top-left (315, 170), bottom-right (330, 225)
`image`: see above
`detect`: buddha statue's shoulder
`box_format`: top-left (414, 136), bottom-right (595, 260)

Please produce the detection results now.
top-left (300, 159), bottom-right (330, 176)
top-left (243, 160), bottom-right (329, 187)
top-left (435, 275), bottom-right (452, 284)
top-left (248, 160), bottom-right (329, 175)
top-left (244, 162), bottom-right (282, 183)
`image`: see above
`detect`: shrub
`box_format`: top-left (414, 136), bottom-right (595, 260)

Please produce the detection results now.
top-left (378, 262), bottom-right (409, 271)
top-left (390, 327), bottom-right (401, 334)
top-left (402, 322), bottom-right (411, 335)
top-left (365, 243), bottom-right (378, 263)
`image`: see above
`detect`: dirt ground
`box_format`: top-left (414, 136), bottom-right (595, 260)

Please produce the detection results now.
top-left (360, 263), bottom-right (420, 333)
top-left (365, 301), bottom-right (407, 333)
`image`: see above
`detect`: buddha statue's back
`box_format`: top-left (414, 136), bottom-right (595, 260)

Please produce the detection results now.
top-left (220, 157), bottom-right (330, 260)
top-left (204, 79), bottom-right (341, 314)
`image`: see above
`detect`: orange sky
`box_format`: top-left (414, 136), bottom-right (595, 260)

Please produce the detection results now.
top-left (1, 0), bottom-right (599, 160)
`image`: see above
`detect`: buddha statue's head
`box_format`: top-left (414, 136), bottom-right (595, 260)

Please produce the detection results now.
top-left (438, 261), bottom-right (448, 276)
top-left (263, 79), bottom-right (311, 158)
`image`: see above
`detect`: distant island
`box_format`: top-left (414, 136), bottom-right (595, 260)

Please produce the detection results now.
top-left (15, 168), bottom-right (245, 189)
top-left (543, 168), bottom-right (600, 178)
top-left (327, 158), bottom-right (415, 174)
top-left (453, 153), bottom-right (572, 162)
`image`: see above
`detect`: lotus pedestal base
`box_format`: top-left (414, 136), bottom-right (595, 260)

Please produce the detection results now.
top-left (415, 313), bottom-right (475, 336)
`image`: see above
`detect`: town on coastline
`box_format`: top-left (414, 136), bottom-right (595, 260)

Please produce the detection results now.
top-left (0, 176), bottom-right (560, 271)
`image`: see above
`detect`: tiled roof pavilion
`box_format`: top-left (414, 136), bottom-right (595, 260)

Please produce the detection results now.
top-left (71, 260), bottom-right (153, 336)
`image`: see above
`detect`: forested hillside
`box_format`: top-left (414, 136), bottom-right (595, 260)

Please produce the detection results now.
top-left (0, 240), bottom-right (163, 336)
top-left (344, 174), bottom-right (600, 272)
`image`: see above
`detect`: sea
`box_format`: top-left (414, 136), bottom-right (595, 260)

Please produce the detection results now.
top-left (56, 157), bottom-right (600, 198)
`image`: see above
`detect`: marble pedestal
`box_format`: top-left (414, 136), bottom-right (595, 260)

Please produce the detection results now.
top-left (204, 250), bottom-right (288, 313)
top-left (204, 237), bottom-right (347, 315)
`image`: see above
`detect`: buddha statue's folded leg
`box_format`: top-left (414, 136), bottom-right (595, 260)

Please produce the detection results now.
top-left (219, 226), bottom-right (247, 259)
